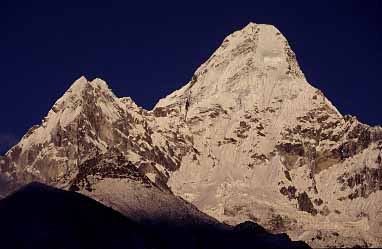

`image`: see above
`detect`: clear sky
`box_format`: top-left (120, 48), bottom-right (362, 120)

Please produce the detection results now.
top-left (0, 1), bottom-right (381, 154)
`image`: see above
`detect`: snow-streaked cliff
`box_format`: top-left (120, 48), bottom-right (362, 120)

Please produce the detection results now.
top-left (1, 22), bottom-right (381, 248)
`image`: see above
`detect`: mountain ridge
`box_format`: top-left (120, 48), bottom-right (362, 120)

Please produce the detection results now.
top-left (1, 22), bottom-right (381, 248)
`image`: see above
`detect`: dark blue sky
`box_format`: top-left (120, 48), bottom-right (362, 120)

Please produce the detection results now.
top-left (0, 1), bottom-right (381, 153)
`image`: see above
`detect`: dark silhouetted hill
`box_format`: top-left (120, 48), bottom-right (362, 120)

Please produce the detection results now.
top-left (0, 182), bottom-right (309, 249)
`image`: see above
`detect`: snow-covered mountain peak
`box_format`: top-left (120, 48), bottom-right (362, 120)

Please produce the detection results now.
top-left (51, 76), bottom-right (111, 111)
top-left (156, 23), bottom-right (321, 121)
top-left (2, 23), bottom-right (381, 248)
top-left (64, 76), bottom-right (115, 99)
top-left (11, 76), bottom-right (127, 156)
top-left (90, 78), bottom-right (115, 95)
top-left (67, 75), bottom-right (88, 90)
top-left (222, 22), bottom-right (287, 49)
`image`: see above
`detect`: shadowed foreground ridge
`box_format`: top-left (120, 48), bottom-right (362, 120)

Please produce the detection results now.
top-left (0, 182), bottom-right (309, 249)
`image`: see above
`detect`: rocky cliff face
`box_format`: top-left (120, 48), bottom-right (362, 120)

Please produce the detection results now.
top-left (0, 76), bottom-right (203, 225)
top-left (1, 22), bottom-right (381, 248)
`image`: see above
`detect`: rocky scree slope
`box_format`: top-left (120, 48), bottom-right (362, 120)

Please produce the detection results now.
top-left (1, 22), bottom-right (381, 248)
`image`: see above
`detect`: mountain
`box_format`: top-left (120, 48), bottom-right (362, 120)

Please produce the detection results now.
top-left (155, 23), bottom-right (382, 247)
top-left (0, 76), bottom-right (206, 226)
top-left (0, 182), bottom-right (309, 249)
top-left (0, 22), bottom-right (381, 248)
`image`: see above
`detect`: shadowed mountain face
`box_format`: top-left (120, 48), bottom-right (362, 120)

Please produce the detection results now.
top-left (0, 182), bottom-right (151, 249)
top-left (0, 182), bottom-right (309, 249)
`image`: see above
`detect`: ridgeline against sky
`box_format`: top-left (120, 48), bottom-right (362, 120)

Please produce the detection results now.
top-left (0, 1), bottom-right (381, 150)
top-left (1, 21), bottom-right (382, 247)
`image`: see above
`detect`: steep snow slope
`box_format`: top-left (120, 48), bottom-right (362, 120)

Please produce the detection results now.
top-left (0, 22), bottom-right (381, 248)
top-left (156, 23), bottom-right (382, 247)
